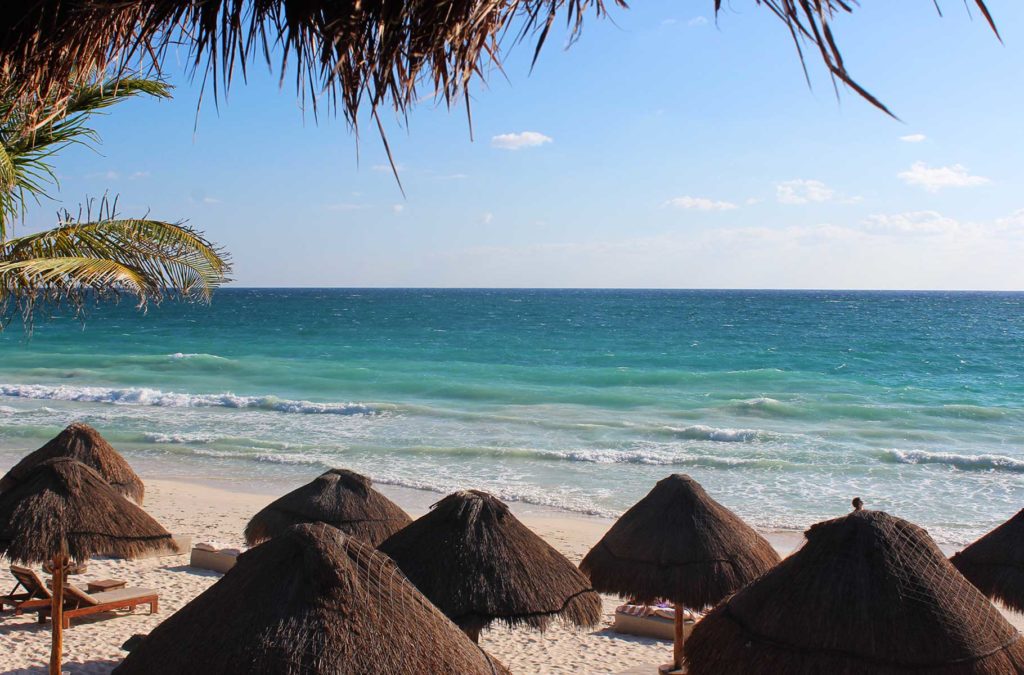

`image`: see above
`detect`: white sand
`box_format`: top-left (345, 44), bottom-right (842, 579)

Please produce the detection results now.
top-left (0, 476), bottom-right (1021, 674)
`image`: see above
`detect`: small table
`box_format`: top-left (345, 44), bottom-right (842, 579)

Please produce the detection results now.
top-left (86, 579), bottom-right (127, 593)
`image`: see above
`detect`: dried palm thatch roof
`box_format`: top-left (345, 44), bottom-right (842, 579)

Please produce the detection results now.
top-left (0, 422), bottom-right (145, 504)
top-left (684, 509), bottom-right (1024, 675)
top-left (0, 458), bottom-right (175, 564)
top-left (952, 508), bottom-right (1024, 614)
top-left (113, 522), bottom-right (510, 675)
top-left (0, 1), bottom-right (999, 133)
top-left (244, 468), bottom-right (410, 547)
top-left (378, 489), bottom-right (601, 638)
top-left (579, 474), bottom-right (779, 608)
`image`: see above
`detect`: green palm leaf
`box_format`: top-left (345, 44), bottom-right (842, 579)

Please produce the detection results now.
top-left (0, 217), bottom-right (230, 328)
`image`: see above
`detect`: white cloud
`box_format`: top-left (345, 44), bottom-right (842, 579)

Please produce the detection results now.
top-left (481, 212), bottom-right (494, 225)
top-left (202, 196), bottom-right (221, 204)
top-left (687, 16), bottom-right (708, 27)
top-left (86, 170), bottom-right (120, 180)
top-left (776, 179), bottom-right (835, 205)
top-left (898, 162), bottom-right (989, 192)
top-left (392, 204), bottom-right (405, 214)
top-left (863, 211), bottom-right (960, 235)
top-left (996, 209), bottom-right (1024, 228)
top-left (664, 196), bottom-right (738, 211)
top-left (491, 131), bottom-right (553, 151)
top-left (427, 212), bottom-right (1024, 289)
top-left (130, 170), bottom-right (150, 179)
top-left (660, 18), bottom-right (677, 26)
top-left (900, 134), bottom-right (927, 143)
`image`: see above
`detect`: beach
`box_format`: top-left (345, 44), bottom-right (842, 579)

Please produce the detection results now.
top-left (2, 471), bottom-right (1021, 675)
top-left (0, 473), bottom-right (757, 675)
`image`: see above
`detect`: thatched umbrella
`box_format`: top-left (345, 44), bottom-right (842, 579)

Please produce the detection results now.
top-left (114, 522), bottom-right (510, 675)
top-left (378, 490), bottom-right (601, 642)
top-left (244, 468), bottom-right (410, 547)
top-left (579, 474), bottom-right (779, 673)
top-left (684, 507), bottom-right (1024, 675)
top-left (0, 422), bottom-right (145, 503)
top-left (952, 508), bottom-right (1024, 613)
top-left (0, 2), bottom-right (998, 133)
top-left (0, 458), bottom-right (177, 675)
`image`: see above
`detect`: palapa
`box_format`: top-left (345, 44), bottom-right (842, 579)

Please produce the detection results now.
top-left (580, 474), bottom-right (779, 672)
top-left (580, 474), bottom-right (778, 606)
top-left (684, 508), bottom-right (1024, 675)
top-left (244, 468), bottom-right (410, 547)
top-left (0, 422), bottom-right (145, 503)
top-left (379, 490), bottom-right (601, 642)
top-left (952, 508), bottom-right (1024, 613)
top-left (0, 458), bottom-right (176, 675)
top-left (114, 522), bottom-right (510, 675)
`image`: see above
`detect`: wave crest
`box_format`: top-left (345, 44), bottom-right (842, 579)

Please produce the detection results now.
top-left (663, 424), bottom-right (765, 442)
top-left (883, 449), bottom-right (1024, 473)
top-left (0, 383), bottom-right (376, 416)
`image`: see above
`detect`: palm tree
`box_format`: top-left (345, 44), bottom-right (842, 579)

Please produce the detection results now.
top-left (0, 1), bottom-right (1000, 129)
top-left (0, 76), bottom-right (229, 328)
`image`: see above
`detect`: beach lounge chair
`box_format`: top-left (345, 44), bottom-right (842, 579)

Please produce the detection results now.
top-left (612, 604), bottom-right (699, 642)
top-left (37, 582), bottom-right (158, 629)
top-left (1, 565), bottom-right (53, 615)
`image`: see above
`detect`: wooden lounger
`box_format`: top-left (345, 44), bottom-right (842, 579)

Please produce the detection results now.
top-left (2, 565), bottom-right (53, 615)
top-left (38, 583), bottom-right (158, 629)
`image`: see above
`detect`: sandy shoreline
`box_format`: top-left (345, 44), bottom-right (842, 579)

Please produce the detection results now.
top-left (0, 472), bottom-right (1019, 674)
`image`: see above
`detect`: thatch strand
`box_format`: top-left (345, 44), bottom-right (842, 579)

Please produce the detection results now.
top-left (0, 458), bottom-right (175, 564)
top-left (379, 489), bottom-right (602, 636)
top-left (244, 468), bottom-right (411, 547)
top-left (684, 509), bottom-right (1024, 675)
top-left (114, 522), bottom-right (510, 675)
top-left (579, 474), bottom-right (779, 609)
top-left (952, 509), bottom-right (1024, 614)
top-left (0, 1), bottom-right (999, 132)
top-left (0, 423), bottom-right (145, 504)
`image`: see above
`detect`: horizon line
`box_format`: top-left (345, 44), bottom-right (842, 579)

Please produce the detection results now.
top-left (216, 286), bottom-right (1024, 293)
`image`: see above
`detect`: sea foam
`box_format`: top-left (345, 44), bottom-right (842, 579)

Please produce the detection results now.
top-left (0, 383), bottom-right (375, 416)
top-left (884, 449), bottom-right (1024, 473)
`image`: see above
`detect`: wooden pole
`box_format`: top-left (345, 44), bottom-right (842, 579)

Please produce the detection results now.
top-left (463, 625), bottom-right (481, 644)
top-left (49, 554), bottom-right (65, 675)
top-left (672, 602), bottom-right (684, 672)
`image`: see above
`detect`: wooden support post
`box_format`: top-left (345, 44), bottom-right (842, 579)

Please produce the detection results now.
top-left (672, 602), bottom-right (684, 672)
top-left (49, 554), bottom-right (65, 675)
top-left (464, 625), bottom-right (481, 644)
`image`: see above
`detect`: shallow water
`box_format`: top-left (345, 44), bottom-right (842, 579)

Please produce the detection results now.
top-left (0, 289), bottom-right (1022, 544)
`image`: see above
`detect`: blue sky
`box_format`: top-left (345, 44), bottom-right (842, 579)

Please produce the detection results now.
top-left (20, 1), bottom-right (1024, 289)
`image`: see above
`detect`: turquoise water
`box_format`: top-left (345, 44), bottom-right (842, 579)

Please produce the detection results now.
top-left (0, 289), bottom-right (1022, 544)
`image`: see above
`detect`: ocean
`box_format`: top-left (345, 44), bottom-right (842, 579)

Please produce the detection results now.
top-left (0, 288), bottom-right (1021, 545)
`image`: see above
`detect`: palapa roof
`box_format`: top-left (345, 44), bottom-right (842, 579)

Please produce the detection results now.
top-left (579, 474), bottom-right (779, 608)
top-left (953, 508), bottom-right (1024, 613)
top-left (0, 422), bottom-right (145, 503)
top-left (244, 468), bottom-right (410, 547)
top-left (378, 490), bottom-right (601, 635)
top-left (684, 509), bottom-right (1024, 675)
top-left (0, 1), bottom-right (999, 132)
top-left (114, 523), bottom-right (510, 675)
top-left (0, 458), bottom-right (175, 564)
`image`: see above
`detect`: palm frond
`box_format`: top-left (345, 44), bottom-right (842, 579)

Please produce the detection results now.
top-left (0, 212), bottom-right (231, 330)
